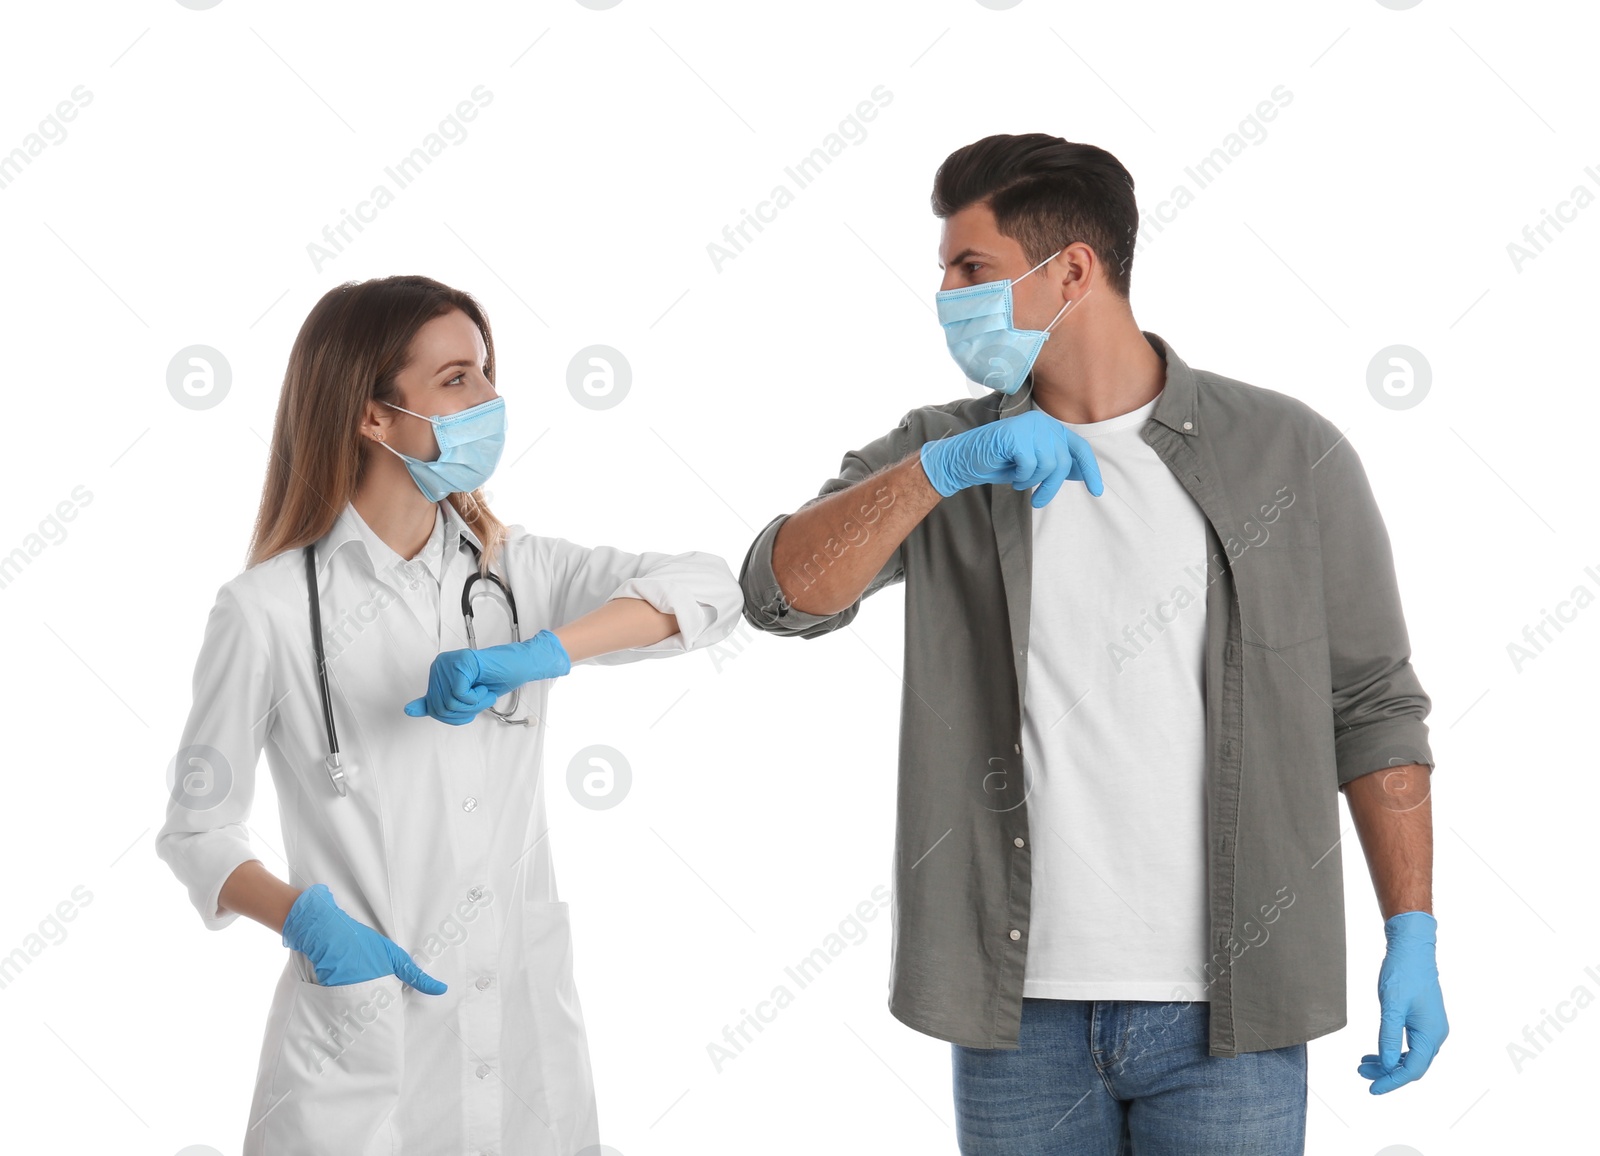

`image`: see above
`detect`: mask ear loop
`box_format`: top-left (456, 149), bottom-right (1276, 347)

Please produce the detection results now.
top-left (999, 250), bottom-right (1069, 419)
top-left (1015, 249), bottom-right (1062, 283)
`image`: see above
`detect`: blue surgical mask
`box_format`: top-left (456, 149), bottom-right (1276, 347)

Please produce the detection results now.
top-left (936, 249), bottom-right (1072, 395)
top-left (378, 395), bottom-right (506, 502)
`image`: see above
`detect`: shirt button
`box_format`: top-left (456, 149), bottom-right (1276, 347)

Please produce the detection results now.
top-left (1009, 929), bottom-right (1022, 941)
top-left (1221, 740), bottom-right (1234, 758)
top-left (467, 885), bottom-right (484, 902)
top-left (1013, 837), bottom-right (1025, 848)
top-left (476, 1063), bottom-right (491, 1078)
top-left (1013, 742), bottom-right (1021, 754)
top-left (462, 796), bottom-right (478, 812)
top-left (476, 975), bottom-right (491, 990)
top-left (1225, 642), bottom-right (1237, 663)
top-left (1183, 420), bottom-right (1193, 430)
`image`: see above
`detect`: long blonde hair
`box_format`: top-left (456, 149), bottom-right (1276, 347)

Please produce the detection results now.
top-left (247, 275), bottom-right (508, 576)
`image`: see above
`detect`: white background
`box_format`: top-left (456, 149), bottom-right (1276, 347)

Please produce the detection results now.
top-left (0, 1), bottom-right (1594, 1153)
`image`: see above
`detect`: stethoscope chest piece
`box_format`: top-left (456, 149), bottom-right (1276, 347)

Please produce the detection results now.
top-left (306, 544), bottom-right (352, 798)
top-left (324, 752), bottom-right (348, 797)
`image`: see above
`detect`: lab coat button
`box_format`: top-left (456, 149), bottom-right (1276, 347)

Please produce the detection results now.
top-left (462, 796), bottom-right (478, 812)
top-left (467, 885), bottom-right (484, 901)
top-left (476, 975), bottom-right (491, 990)
top-left (475, 1063), bottom-right (491, 1078)
top-left (1009, 929), bottom-right (1021, 941)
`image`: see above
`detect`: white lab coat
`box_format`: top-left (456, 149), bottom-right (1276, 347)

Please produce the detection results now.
top-left (155, 498), bottom-right (742, 1155)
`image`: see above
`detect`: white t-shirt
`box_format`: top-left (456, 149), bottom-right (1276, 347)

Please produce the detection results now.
top-left (1020, 391), bottom-right (1213, 1002)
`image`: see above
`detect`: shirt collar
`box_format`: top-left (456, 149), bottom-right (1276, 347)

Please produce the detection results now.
top-left (1010, 330), bottom-right (1199, 437)
top-left (314, 499), bottom-right (485, 577)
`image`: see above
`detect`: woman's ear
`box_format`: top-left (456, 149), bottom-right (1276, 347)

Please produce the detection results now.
top-left (360, 398), bottom-right (397, 444)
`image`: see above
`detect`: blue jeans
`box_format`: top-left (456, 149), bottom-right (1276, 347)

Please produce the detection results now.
top-left (951, 998), bottom-right (1306, 1155)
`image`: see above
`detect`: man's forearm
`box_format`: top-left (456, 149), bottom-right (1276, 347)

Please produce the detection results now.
top-left (772, 452), bottom-right (941, 615)
top-left (1341, 763), bottom-right (1433, 919)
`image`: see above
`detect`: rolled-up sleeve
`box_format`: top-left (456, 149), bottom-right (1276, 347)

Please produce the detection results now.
top-left (739, 408), bottom-right (918, 640)
top-left (541, 538), bottom-right (743, 666)
top-left (1312, 421), bottom-right (1436, 786)
top-left (154, 582), bottom-right (271, 930)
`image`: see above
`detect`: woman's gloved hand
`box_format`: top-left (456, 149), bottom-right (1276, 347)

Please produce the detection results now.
top-left (281, 883), bottom-right (447, 994)
top-left (1357, 910), bottom-right (1448, 1093)
top-left (919, 410), bottom-right (1105, 508)
top-left (403, 629), bottom-right (571, 724)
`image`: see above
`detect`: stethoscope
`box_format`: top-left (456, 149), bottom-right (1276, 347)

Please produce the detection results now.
top-left (302, 535), bottom-right (529, 798)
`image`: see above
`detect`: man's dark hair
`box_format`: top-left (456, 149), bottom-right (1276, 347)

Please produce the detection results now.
top-left (931, 133), bottom-right (1139, 300)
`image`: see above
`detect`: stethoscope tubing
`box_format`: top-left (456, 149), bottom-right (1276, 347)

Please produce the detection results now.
top-left (302, 534), bottom-right (523, 798)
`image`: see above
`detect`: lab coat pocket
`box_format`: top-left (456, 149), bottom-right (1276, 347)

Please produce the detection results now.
top-left (504, 901), bottom-right (600, 1153)
top-left (249, 971), bottom-right (406, 1156)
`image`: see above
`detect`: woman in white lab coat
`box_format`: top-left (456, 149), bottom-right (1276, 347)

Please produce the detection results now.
top-left (156, 274), bottom-right (743, 1154)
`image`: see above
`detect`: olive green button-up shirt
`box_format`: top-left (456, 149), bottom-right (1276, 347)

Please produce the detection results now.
top-left (737, 331), bottom-right (1436, 1057)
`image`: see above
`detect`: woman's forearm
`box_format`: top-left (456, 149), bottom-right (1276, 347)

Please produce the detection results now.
top-left (218, 859), bottom-right (303, 934)
top-left (554, 596), bottom-right (678, 662)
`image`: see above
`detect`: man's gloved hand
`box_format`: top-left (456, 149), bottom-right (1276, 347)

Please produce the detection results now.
top-left (1357, 910), bottom-right (1448, 1093)
top-left (919, 410), bottom-right (1105, 508)
top-left (281, 883), bottom-right (447, 994)
top-left (403, 629), bottom-right (571, 724)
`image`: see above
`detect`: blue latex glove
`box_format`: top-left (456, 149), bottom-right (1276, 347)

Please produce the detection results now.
top-left (403, 629), bottom-right (571, 724)
top-left (919, 410), bottom-right (1105, 508)
top-left (1357, 911), bottom-right (1448, 1093)
top-left (281, 883), bottom-right (447, 994)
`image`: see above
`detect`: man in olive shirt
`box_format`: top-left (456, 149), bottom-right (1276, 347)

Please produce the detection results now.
top-left (738, 133), bottom-right (1447, 1154)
